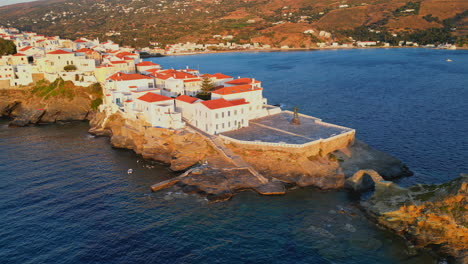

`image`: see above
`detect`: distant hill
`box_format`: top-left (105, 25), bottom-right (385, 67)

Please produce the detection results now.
top-left (0, 0), bottom-right (466, 47)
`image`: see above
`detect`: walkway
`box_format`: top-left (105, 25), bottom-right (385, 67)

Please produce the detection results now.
top-left (185, 122), bottom-right (268, 184)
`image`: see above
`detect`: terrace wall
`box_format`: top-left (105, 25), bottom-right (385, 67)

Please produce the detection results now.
top-left (220, 129), bottom-right (355, 156)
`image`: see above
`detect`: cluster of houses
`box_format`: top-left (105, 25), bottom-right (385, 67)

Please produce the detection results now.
top-left (104, 65), bottom-right (280, 135)
top-left (0, 26), bottom-right (281, 135)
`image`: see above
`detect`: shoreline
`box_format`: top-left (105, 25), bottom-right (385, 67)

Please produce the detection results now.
top-left (159, 46), bottom-right (466, 57)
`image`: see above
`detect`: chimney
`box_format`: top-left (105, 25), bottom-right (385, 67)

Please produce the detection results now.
top-left (252, 78), bottom-right (255, 84)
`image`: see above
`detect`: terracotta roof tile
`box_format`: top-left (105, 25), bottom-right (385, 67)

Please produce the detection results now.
top-left (137, 92), bottom-right (172, 103)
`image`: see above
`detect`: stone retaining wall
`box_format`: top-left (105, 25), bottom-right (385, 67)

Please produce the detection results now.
top-left (220, 130), bottom-right (355, 155)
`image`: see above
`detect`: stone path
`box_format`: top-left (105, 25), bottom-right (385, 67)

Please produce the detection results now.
top-left (185, 122), bottom-right (268, 184)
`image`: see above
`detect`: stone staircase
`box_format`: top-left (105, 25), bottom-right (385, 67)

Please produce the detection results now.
top-left (185, 123), bottom-right (268, 184)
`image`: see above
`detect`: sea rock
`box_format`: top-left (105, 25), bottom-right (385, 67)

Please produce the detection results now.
top-left (363, 174), bottom-right (468, 262)
top-left (9, 108), bottom-right (45, 127)
top-left (344, 169), bottom-right (386, 192)
top-left (336, 140), bottom-right (413, 180)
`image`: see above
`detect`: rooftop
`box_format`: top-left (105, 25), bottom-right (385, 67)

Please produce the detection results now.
top-left (212, 84), bottom-right (262, 95)
top-left (107, 72), bottom-right (153, 81)
top-left (201, 98), bottom-right (248, 110)
top-left (225, 78), bottom-right (260, 85)
top-left (176, 95), bottom-right (199, 104)
top-left (222, 111), bottom-right (353, 144)
top-left (137, 92), bottom-right (172, 103)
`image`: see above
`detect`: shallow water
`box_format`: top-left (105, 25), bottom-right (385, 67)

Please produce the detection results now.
top-left (1, 49), bottom-right (467, 263)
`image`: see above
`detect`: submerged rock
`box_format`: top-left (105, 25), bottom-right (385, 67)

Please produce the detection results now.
top-left (363, 174), bottom-right (468, 263)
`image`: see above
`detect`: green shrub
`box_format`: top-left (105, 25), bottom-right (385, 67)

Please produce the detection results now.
top-left (64, 65), bottom-right (77, 72)
top-left (91, 98), bottom-right (103, 110)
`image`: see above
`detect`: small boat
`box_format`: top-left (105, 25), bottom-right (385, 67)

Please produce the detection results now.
top-left (127, 169), bottom-right (133, 174)
top-left (446, 59), bottom-right (453, 62)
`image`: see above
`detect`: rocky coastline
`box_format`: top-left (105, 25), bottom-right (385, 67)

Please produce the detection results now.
top-left (88, 109), bottom-right (412, 200)
top-left (0, 81), bottom-right (100, 126)
top-left (2, 88), bottom-right (465, 262)
top-left (362, 174), bottom-right (468, 263)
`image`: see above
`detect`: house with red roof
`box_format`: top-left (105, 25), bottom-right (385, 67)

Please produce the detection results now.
top-left (36, 49), bottom-right (96, 75)
top-left (191, 98), bottom-right (250, 134)
top-left (201, 73), bottom-right (234, 86)
top-left (130, 92), bottom-right (184, 129)
top-left (105, 72), bottom-right (157, 106)
top-left (152, 70), bottom-right (201, 97)
top-left (174, 95), bottom-right (202, 123)
top-left (0, 53), bottom-right (29, 66)
top-left (18, 46), bottom-right (45, 58)
top-left (136, 61), bottom-right (161, 73)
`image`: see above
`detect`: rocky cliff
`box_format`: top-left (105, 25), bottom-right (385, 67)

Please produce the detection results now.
top-left (89, 110), bottom-right (413, 201)
top-left (363, 174), bottom-right (468, 263)
top-left (0, 80), bottom-right (101, 126)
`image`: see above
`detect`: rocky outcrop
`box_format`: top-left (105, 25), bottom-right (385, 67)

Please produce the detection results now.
top-left (89, 110), bottom-right (414, 200)
top-left (344, 169), bottom-right (386, 192)
top-left (90, 111), bottom-right (232, 171)
top-left (226, 139), bottom-right (412, 190)
top-left (363, 174), bottom-right (468, 263)
top-left (0, 81), bottom-right (100, 126)
top-left (151, 166), bottom-right (286, 202)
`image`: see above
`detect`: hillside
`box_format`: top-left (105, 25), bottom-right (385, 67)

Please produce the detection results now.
top-left (0, 0), bottom-right (466, 47)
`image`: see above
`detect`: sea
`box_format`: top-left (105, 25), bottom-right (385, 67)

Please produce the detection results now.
top-left (1, 48), bottom-right (467, 263)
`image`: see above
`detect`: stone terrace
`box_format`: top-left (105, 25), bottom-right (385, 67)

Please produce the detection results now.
top-left (221, 112), bottom-right (353, 144)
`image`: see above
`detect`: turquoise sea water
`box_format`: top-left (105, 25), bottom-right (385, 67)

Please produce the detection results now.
top-left (1, 49), bottom-right (467, 263)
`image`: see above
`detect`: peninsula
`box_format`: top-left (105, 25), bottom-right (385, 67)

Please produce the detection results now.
top-left (1, 26), bottom-right (466, 262)
top-left (0, 26), bottom-right (411, 198)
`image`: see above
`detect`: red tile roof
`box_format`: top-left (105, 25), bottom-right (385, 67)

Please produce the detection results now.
top-left (154, 70), bottom-right (197, 80)
top-left (109, 60), bottom-right (127, 64)
top-left (137, 92), bottom-right (172, 103)
top-left (176, 95), bottom-right (199, 104)
top-left (13, 53), bottom-right (27, 56)
top-left (201, 98), bottom-right (248, 110)
top-left (47, 49), bottom-right (73, 55)
top-left (19, 46), bottom-right (32, 52)
top-left (116, 51), bottom-right (137, 59)
top-left (75, 48), bottom-right (94, 53)
top-left (75, 39), bottom-right (87, 43)
top-left (107, 72), bottom-right (153, 81)
top-left (212, 73), bottom-right (233, 79)
top-left (225, 78), bottom-right (260, 85)
top-left (136, 61), bottom-right (159, 67)
top-left (212, 84), bottom-right (262, 95)
top-left (183, 78), bottom-right (201, 83)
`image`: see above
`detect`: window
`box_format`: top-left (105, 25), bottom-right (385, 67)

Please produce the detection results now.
top-left (228, 122), bottom-right (230, 127)
top-left (234, 110), bottom-right (237, 115)
top-left (234, 121), bottom-right (237, 126)
top-left (222, 123), bottom-right (225, 128)
top-left (228, 111), bottom-right (230, 117)
top-left (215, 113), bottom-right (218, 119)
top-left (222, 112), bottom-right (224, 118)
top-left (216, 124), bottom-right (218, 130)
